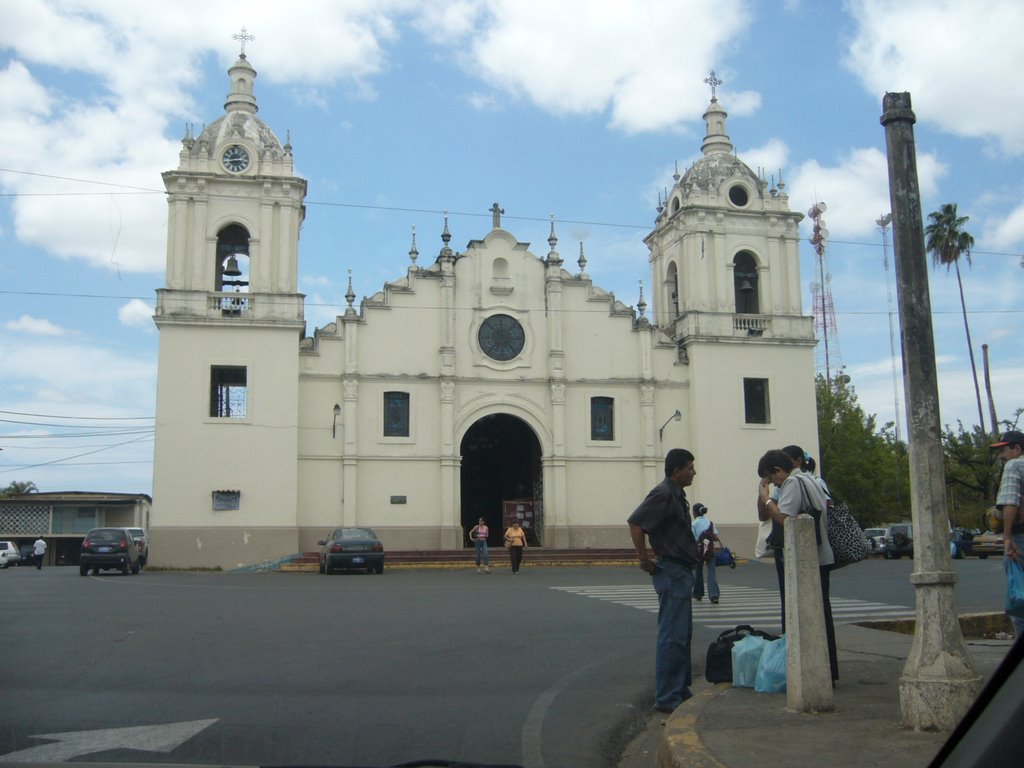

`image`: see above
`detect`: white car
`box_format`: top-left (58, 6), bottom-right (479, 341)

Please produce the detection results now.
top-left (0, 540), bottom-right (21, 568)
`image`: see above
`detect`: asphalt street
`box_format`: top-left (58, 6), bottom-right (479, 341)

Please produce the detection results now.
top-left (0, 556), bottom-right (1007, 767)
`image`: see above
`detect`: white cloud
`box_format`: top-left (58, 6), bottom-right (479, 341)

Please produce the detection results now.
top-left (418, 0), bottom-right (755, 133)
top-left (740, 139), bottom-right (790, 183)
top-left (118, 299), bottom-right (155, 328)
top-left (788, 147), bottom-right (946, 238)
top-left (4, 315), bottom-right (68, 336)
top-left (844, 0), bottom-right (1024, 155)
top-left (0, 0), bottom-right (417, 274)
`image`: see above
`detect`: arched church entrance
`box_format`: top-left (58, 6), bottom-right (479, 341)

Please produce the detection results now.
top-left (460, 414), bottom-right (543, 548)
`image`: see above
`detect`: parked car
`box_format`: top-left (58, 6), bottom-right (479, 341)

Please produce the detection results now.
top-left (882, 523), bottom-right (913, 559)
top-left (318, 527), bottom-right (385, 574)
top-left (126, 527), bottom-right (149, 567)
top-left (970, 530), bottom-right (1004, 559)
top-left (0, 540), bottom-right (20, 568)
top-left (79, 528), bottom-right (142, 575)
top-left (864, 527), bottom-right (887, 553)
top-left (18, 544), bottom-right (34, 565)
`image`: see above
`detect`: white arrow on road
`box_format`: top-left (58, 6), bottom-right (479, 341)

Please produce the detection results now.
top-left (0, 719), bottom-right (218, 763)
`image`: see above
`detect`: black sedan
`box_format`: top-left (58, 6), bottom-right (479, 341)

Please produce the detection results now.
top-left (80, 527), bottom-right (142, 575)
top-left (318, 527), bottom-right (384, 574)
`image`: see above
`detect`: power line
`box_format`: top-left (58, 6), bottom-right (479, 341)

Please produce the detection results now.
top-left (0, 433), bottom-right (154, 474)
top-left (0, 409), bottom-right (153, 421)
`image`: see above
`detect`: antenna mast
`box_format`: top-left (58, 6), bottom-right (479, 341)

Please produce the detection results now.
top-left (808, 202), bottom-right (840, 380)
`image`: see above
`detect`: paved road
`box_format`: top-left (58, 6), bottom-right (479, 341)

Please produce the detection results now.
top-left (0, 557), bottom-right (1006, 767)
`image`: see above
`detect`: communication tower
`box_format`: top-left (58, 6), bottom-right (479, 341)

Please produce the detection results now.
top-left (808, 201), bottom-right (841, 379)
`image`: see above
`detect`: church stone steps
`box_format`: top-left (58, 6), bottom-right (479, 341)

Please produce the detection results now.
top-left (279, 548), bottom-right (637, 572)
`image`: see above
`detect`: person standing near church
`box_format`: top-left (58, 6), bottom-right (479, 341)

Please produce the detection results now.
top-left (691, 503), bottom-right (720, 603)
top-left (469, 517), bottom-right (491, 574)
top-left (627, 448), bottom-right (700, 713)
top-left (32, 535), bottom-right (47, 570)
top-left (503, 518), bottom-right (527, 574)
top-left (992, 430), bottom-right (1024, 638)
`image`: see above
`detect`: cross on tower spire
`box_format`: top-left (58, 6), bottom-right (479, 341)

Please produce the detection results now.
top-left (703, 70), bottom-right (723, 101)
top-left (233, 27), bottom-right (255, 57)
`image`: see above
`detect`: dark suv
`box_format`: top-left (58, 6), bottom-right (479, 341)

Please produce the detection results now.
top-left (80, 528), bottom-right (142, 576)
top-left (882, 523), bottom-right (914, 559)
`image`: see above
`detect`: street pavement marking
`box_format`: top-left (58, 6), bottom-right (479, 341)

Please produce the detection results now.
top-left (551, 584), bottom-right (915, 629)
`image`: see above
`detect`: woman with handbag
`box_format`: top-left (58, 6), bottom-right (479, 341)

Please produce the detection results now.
top-left (757, 448), bottom-right (839, 682)
top-left (504, 518), bottom-right (528, 574)
top-left (691, 503), bottom-right (720, 603)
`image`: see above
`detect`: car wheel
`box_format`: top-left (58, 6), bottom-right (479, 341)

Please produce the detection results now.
top-left (324, 561), bottom-right (333, 575)
top-left (979, 554), bottom-right (988, 560)
top-left (121, 559), bottom-right (130, 576)
top-left (80, 565), bottom-right (88, 576)
top-left (375, 563), bottom-right (384, 575)
top-left (131, 561), bottom-right (141, 575)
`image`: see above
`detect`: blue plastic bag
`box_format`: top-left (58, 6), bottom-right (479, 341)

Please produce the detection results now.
top-left (754, 635), bottom-right (787, 693)
top-left (731, 634), bottom-right (770, 688)
top-left (1006, 557), bottom-right (1024, 618)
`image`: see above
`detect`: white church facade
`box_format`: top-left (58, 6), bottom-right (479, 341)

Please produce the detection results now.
top-left (150, 55), bottom-right (819, 570)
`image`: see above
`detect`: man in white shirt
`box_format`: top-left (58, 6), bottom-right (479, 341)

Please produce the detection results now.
top-left (32, 536), bottom-right (47, 570)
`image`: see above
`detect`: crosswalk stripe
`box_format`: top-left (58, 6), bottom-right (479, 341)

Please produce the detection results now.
top-left (551, 584), bottom-right (915, 627)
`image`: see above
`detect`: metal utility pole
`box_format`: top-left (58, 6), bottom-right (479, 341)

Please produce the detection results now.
top-left (880, 91), bottom-right (981, 731)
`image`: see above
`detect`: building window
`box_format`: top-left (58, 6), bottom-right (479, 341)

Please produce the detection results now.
top-left (591, 397), bottom-right (614, 441)
top-left (743, 378), bottom-right (770, 424)
top-left (210, 366), bottom-right (247, 418)
top-left (384, 391), bottom-right (410, 437)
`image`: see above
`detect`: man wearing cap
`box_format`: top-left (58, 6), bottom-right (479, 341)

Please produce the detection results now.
top-left (992, 430), bottom-right (1024, 637)
top-left (627, 448), bottom-right (700, 713)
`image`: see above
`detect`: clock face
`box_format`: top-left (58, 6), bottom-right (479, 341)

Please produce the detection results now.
top-left (222, 145), bottom-right (250, 173)
top-left (478, 314), bottom-right (525, 361)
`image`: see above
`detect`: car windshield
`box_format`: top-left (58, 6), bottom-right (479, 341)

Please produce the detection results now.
top-left (88, 530), bottom-right (124, 544)
top-left (336, 528), bottom-right (376, 540)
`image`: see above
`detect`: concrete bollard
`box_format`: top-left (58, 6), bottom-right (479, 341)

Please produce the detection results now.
top-left (784, 514), bottom-right (834, 712)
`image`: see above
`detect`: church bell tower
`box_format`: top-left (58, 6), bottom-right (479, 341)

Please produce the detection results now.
top-left (150, 43), bottom-right (308, 566)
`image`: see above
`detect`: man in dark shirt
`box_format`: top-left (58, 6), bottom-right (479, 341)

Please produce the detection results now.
top-left (627, 448), bottom-right (699, 713)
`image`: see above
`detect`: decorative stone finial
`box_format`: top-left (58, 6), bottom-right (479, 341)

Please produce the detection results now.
top-left (345, 268), bottom-right (357, 316)
top-left (637, 281), bottom-right (647, 319)
top-left (546, 215), bottom-right (562, 265)
top-left (577, 242), bottom-right (587, 275)
top-left (408, 225), bottom-right (419, 269)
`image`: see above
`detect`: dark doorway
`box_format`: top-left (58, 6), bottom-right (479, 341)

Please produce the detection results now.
top-left (460, 414), bottom-right (542, 547)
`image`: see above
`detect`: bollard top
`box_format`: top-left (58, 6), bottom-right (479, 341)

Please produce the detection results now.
top-left (881, 92), bottom-right (916, 126)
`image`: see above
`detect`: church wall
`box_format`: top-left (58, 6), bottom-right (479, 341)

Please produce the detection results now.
top-left (150, 323), bottom-right (300, 567)
top-left (682, 340), bottom-right (818, 532)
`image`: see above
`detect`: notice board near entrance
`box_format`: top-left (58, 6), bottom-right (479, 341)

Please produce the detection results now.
top-left (503, 500), bottom-right (538, 545)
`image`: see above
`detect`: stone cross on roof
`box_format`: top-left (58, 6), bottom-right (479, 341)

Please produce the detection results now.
top-left (704, 70), bottom-right (723, 100)
top-left (490, 202), bottom-right (504, 229)
top-left (233, 27), bottom-right (255, 57)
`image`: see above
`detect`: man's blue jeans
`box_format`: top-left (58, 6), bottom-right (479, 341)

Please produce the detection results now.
top-left (651, 560), bottom-right (694, 711)
top-left (474, 539), bottom-right (490, 566)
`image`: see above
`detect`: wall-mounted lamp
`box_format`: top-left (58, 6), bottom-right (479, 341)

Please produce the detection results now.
top-left (659, 409), bottom-right (682, 442)
top-left (332, 403), bottom-right (341, 439)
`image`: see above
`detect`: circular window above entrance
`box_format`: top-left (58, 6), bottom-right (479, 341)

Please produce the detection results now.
top-left (478, 314), bottom-right (525, 361)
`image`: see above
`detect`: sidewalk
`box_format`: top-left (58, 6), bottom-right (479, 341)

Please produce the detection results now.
top-left (655, 623), bottom-right (1014, 768)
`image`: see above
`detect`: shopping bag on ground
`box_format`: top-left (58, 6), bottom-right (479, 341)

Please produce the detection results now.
top-left (753, 635), bottom-right (787, 693)
top-left (731, 634), bottom-right (770, 688)
top-left (705, 624), bottom-right (778, 683)
top-left (1006, 557), bottom-right (1024, 618)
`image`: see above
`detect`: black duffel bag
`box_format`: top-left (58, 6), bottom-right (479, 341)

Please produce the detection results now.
top-left (705, 624), bottom-right (780, 683)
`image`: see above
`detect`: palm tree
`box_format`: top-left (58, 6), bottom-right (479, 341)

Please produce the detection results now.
top-left (925, 203), bottom-right (985, 434)
top-left (1, 480), bottom-right (38, 496)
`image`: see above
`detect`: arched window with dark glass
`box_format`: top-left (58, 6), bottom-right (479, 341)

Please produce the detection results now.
top-left (216, 224), bottom-right (250, 292)
top-left (733, 251), bottom-right (759, 314)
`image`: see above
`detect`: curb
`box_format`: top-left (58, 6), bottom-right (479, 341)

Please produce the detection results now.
top-left (856, 611), bottom-right (1012, 637)
top-left (659, 684), bottom-right (728, 768)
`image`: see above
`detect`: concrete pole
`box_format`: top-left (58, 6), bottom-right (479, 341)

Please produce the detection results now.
top-left (880, 92), bottom-right (982, 730)
top-left (784, 515), bottom-right (833, 713)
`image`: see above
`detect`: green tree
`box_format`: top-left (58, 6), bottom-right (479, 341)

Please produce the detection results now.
top-left (941, 421), bottom-right (999, 528)
top-left (1, 480), bottom-right (38, 496)
top-left (815, 374), bottom-right (909, 526)
top-left (925, 203), bottom-right (986, 434)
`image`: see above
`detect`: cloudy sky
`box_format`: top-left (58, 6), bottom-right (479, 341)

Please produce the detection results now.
top-left (1, 0), bottom-right (1021, 494)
